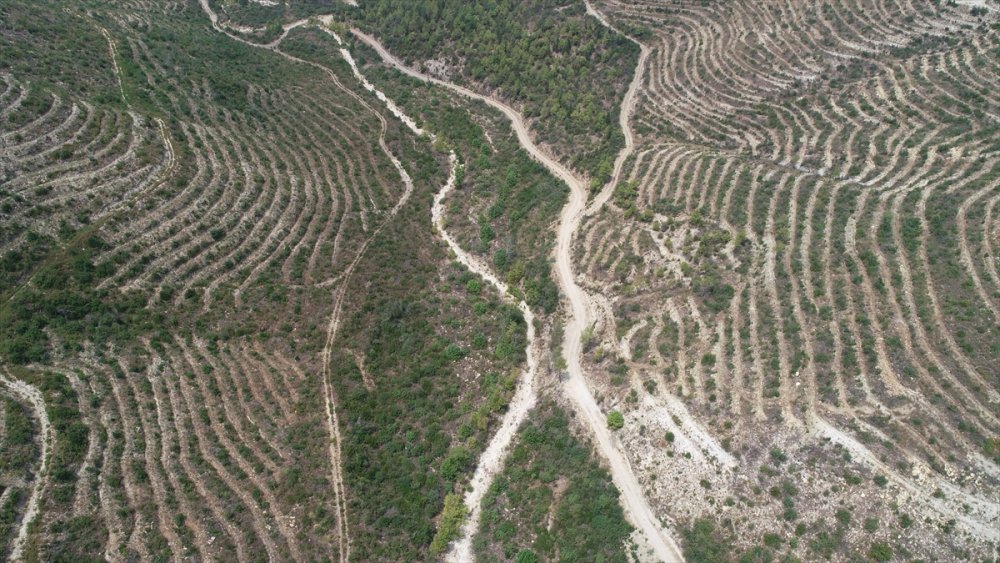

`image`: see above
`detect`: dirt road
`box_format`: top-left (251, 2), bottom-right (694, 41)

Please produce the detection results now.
top-left (195, 4), bottom-right (683, 557)
top-left (0, 369), bottom-right (52, 562)
top-left (354, 30), bottom-right (685, 562)
top-left (431, 154), bottom-right (541, 562)
top-left (583, 1), bottom-right (651, 215)
top-left (320, 28), bottom-right (544, 560)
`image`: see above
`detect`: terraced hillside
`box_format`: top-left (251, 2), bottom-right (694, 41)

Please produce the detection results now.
top-left (2, 0), bottom-right (998, 562)
top-left (0, 0), bottom-right (556, 560)
top-left (575, 0), bottom-right (1000, 560)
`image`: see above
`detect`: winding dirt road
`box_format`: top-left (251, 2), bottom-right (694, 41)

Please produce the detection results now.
top-left (196, 4), bottom-right (682, 558)
top-left (323, 30), bottom-right (545, 561)
top-left (197, 4), bottom-right (428, 559)
top-left (0, 369), bottom-right (52, 562)
top-left (323, 26), bottom-right (547, 555)
top-left (100, 28), bottom-right (128, 106)
top-left (431, 154), bottom-right (541, 562)
top-left (354, 29), bottom-right (684, 563)
top-left (195, 7), bottom-right (547, 559)
top-left (583, 1), bottom-right (651, 215)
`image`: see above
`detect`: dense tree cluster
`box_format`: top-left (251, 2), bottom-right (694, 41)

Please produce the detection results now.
top-left (352, 0), bottom-right (637, 180)
top-left (475, 404), bottom-right (634, 561)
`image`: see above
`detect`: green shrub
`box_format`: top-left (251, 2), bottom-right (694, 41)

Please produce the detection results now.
top-left (441, 446), bottom-right (474, 482)
top-left (445, 343), bottom-right (466, 361)
top-left (606, 410), bottom-right (624, 430)
top-left (835, 509), bottom-right (851, 526)
top-left (682, 518), bottom-right (733, 563)
top-left (868, 542), bottom-right (892, 562)
top-left (429, 494), bottom-right (467, 555)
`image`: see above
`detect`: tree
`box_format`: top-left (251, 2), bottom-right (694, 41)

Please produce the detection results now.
top-left (606, 410), bottom-right (624, 430)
